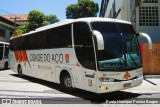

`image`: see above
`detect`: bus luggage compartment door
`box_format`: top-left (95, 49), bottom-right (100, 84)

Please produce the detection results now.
top-left (84, 69), bottom-right (96, 92)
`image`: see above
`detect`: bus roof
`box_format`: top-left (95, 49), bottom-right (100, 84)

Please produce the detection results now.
top-left (11, 17), bottom-right (131, 39)
top-left (0, 41), bottom-right (9, 45)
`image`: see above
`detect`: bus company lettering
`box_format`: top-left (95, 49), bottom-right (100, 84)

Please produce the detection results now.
top-left (29, 53), bottom-right (65, 63)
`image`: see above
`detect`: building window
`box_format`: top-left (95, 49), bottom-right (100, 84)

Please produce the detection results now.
top-left (143, 0), bottom-right (158, 3)
top-left (0, 28), bottom-right (6, 37)
top-left (10, 31), bottom-right (14, 38)
top-left (139, 6), bottom-right (159, 26)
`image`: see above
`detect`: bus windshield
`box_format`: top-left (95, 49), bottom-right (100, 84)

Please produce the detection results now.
top-left (92, 22), bottom-right (142, 71)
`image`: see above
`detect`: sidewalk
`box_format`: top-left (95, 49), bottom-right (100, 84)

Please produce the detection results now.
top-left (123, 76), bottom-right (160, 94)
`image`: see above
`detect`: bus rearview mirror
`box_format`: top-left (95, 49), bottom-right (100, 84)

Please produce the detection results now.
top-left (92, 30), bottom-right (104, 50)
top-left (137, 33), bottom-right (152, 49)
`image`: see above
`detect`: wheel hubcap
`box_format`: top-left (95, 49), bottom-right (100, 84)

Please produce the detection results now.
top-left (19, 67), bottom-right (22, 75)
top-left (64, 76), bottom-right (72, 88)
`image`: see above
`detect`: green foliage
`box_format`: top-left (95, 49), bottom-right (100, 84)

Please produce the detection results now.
top-left (14, 23), bottom-right (28, 35)
top-left (46, 14), bottom-right (60, 24)
top-left (66, 0), bottom-right (99, 19)
top-left (66, 4), bottom-right (79, 19)
top-left (13, 10), bottom-right (59, 36)
top-left (27, 10), bottom-right (47, 31)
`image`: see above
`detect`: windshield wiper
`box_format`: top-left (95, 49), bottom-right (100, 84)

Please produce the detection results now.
top-left (128, 52), bottom-right (138, 67)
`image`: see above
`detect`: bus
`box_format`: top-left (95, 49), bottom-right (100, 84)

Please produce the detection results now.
top-left (0, 42), bottom-right (9, 70)
top-left (9, 18), bottom-right (152, 93)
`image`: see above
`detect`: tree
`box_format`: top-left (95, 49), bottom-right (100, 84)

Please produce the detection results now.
top-left (27, 10), bottom-right (46, 31)
top-left (66, 0), bottom-right (99, 19)
top-left (66, 4), bottom-right (79, 19)
top-left (14, 23), bottom-right (28, 35)
top-left (13, 10), bottom-right (59, 36)
top-left (46, 14), bottom-right (60, 24)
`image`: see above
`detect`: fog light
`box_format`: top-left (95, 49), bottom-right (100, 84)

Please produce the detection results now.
top-left (99, 86), bottom-right (108, 90)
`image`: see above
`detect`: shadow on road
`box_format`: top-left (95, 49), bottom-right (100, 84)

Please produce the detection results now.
top-left (67, 89), bottom-right (141, 103)
top-left (11, 74), bottom-right (141, 104)
top-left (0, 68), bottom-right (10, 71)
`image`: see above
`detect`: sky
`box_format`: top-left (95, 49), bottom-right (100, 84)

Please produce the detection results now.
top-left (0, 0), bottom-right (101, 21)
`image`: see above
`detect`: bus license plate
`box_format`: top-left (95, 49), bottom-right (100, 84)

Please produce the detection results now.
top-left (124, 83), bottom-right (131, 88)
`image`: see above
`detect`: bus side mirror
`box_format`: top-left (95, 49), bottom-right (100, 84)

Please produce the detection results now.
top-left (137, 33), bottom-right (152, 49)
top-left (92, 30), bottom-right (104, 50)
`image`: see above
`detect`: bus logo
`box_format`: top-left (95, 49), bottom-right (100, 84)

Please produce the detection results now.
top-left (65, 54), bottom-right (70, 63)
top-left (14, 51), bottom-right (31, 68)
top-left (123, 71), bottom-right (131, 79)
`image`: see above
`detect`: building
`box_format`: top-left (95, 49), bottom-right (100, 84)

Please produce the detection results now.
top-left (0, 14), bottom-right (27, 42)
top-left (2, 14), bottom-right (28, 25)
top-left (100, 0), bottom-right (160, 74)
top-left (0, 16), bottom-right (19, 42)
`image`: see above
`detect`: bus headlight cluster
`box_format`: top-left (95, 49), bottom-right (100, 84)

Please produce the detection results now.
top-left (99, 77), bottom-right (115, 82)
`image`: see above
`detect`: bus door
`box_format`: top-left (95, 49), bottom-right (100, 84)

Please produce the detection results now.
top-left (0, 44), bottom-right (4, 67)
top-left (37, 63), bottom-right (52, 81)
top-left (51, 63), bottom-right (56, 82)
top-left (4, 44), bottom-right (9, 59)
top-left (84, 68), bottom-right (97, 92)
top-left (73, 22), bottom-right (97, 92)
top-left (0, 44), bottom-right (4, 60)
top-left (35, 51), bottom-right (52, 81)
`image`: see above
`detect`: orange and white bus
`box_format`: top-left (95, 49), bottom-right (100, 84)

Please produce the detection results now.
top-left (0, 42), bottom-right (9, 70)
top-left (9, 18), bottom-right (152, 93)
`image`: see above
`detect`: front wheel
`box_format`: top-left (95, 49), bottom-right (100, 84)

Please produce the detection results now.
top-left (60, 72), bottom-right (73, 92)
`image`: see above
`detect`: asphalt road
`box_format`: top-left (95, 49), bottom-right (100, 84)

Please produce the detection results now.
top-left (0, 69), bottom-right (160, 105)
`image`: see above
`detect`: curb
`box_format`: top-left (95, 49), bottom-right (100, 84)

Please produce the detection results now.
top-left (144, 75), bottom-right (160, 79)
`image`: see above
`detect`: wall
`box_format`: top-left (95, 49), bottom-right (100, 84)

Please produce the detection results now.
top-left (136, 1), bottom-right (160, 43)
top-left (0, 25), bottom-right (12, 43)
top-left (136, 0), bottom-right (160, 74)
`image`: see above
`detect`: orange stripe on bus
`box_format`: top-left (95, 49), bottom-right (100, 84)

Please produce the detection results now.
top-left (11, 35), bottom-right (22, 39)
top-left (21, 51), bottom-right (28, 63)
top-left (14, 51), bottom-right (19, 62)
top-left (17, 51), bottom-right (23, 62)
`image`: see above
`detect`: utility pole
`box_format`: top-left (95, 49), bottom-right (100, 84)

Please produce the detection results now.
top-left (10, 16), bottom-right (21, 28)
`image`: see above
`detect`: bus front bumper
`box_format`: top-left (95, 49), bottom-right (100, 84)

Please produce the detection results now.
top-left (96, 76), bottom-right (143, 93)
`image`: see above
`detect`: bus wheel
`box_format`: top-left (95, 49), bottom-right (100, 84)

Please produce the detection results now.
top-left (18, 65), bottom-right (23, 77)
top-left (3, 62), bottom-right (8, 70)
top-left (60, 72), bottom-right (73, 92)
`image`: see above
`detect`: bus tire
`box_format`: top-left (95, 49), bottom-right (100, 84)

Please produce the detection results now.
top-left (18, 65), bottom-right (23, 77)
top-left (3, 62), bottom-right (8, 70)
top-left (60, 72), bottom-right (74, 92)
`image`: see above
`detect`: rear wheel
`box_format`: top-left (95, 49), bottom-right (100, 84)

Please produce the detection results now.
top-left (18, 65), bottom-right (23, 77)
top-left (60, 72), bottom-right (73, 92)
top-left (3, 62), bottom-right (8, 70)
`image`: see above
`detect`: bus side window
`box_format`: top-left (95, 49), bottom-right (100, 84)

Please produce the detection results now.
top-left (73, 22), bottom-right (96, 70)
top-left (46, 24), bottom-right (72, 48)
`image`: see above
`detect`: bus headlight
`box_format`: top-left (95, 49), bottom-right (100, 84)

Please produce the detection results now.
top-left (99, 77), bottom-right (115, 82)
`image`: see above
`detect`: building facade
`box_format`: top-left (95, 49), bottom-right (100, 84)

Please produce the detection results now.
top-left (0, 14), bottom-right (26, 42)
top-left (100, 0), bottom-right (160, 74)
top-left (0, 16), bottom-right (19, 42)
top-left (100, 0), bottom-right (160, 42)
top-left (2, 14), bottom-right (28, 26)
top-left (136, 0), bottom-right (159, 43)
